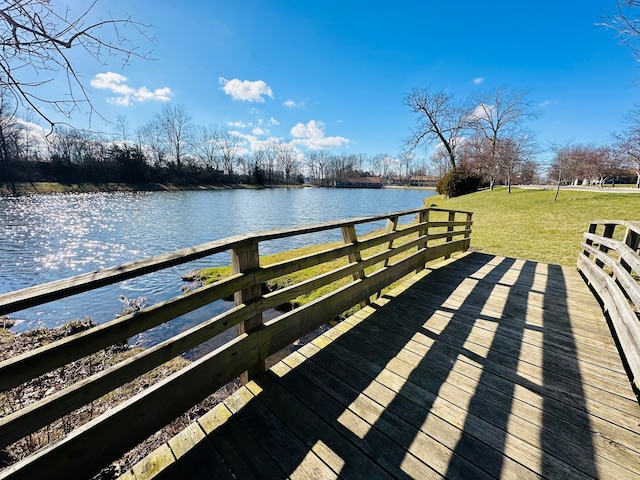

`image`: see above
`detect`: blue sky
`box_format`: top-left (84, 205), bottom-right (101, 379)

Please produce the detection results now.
top-left (36, 1), bottom-right (640, 162)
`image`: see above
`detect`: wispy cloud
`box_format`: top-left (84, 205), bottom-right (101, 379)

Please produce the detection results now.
top-left (290, 120), bottom-right (349, 149)
top-left (219, 77), bottom-right (274, 103)
top-left (472, 77), bottom-right (484, 85)
top-left (284, 99), bottom-right (304, 108)
top-left (228, 121), bottom-right (247, 128)
top-left (91, 72), bottom-right (172, 106)
top-left (539, 100), bottom-right (557, 108)
top-left (269, 117), bottom-right (280, 125)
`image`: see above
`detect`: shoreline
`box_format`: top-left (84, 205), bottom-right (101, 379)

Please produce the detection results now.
top-left (1, 182), bottom-right (436, 196)
top-left (0, 181), bottom-right (304, 196)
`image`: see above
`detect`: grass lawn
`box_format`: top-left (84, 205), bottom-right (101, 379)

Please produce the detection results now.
top-left (431, 187), bottom-right (640, 266)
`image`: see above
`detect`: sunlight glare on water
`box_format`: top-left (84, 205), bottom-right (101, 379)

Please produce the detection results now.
top-left (0, 188), bottom-right (434, 342)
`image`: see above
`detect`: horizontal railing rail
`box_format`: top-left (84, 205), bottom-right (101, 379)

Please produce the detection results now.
top-left (578, 219), bottom-right (640, 390)
top-left (0, 206), bottom-right (473, 480)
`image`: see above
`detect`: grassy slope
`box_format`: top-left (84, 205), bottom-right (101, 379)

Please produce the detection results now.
top-left (432, 187), bottom-right (640, 266)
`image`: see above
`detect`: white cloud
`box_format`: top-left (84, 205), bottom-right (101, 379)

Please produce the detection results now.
top-left (269, 117), bottom-right (280, 125)
top-left (539, 100), bottom-right (557, 108)
top-left (219, 77), bottom-right (273, 103)
top-left (290, 120), bottom-right (349, 150)
top-left (470, 103), bottom-right (494, 121)
top-left (91, 72), bottom-right (172, 106)
top-left (472, 77), bottom-right (484, 85)
top-left (252, 126), bottom-right (267, 135)
top-left (228, 121), bottom-right (247, 128)
top-left (284, 99), bottom-right (304, 108)
top-left (15, 117), bottom-right (49, 152)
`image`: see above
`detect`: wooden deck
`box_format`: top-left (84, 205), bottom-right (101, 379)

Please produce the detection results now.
top-left (122, 252), bottom-right (640, 480)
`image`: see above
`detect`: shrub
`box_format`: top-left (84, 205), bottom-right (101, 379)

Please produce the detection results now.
top-left (436, 169), bottom-right (482, 197)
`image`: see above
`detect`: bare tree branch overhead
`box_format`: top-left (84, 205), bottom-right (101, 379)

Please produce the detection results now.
top-left (600, 0), bottom-right (640, 60)
top-left (0, 0), bottom-right (152, 129)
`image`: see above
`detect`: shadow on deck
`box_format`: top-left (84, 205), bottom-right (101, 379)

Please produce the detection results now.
top-left (124, 252), bottom-right (640, 480)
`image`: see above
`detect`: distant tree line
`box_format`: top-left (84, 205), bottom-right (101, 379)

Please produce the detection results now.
top-left (3, 84), bottom-right (639, 196)
top-left (0, 94), bottom-right (445, 190)
top-left (405, 85), bottom-right (640, 196)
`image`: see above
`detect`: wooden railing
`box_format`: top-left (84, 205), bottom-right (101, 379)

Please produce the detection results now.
top-left (578, 220), bottom-right (640, 390)
top-left (0, 206), bottom-right (472, 480)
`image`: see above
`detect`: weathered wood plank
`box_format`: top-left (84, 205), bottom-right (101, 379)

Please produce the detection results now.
top-left (225, 385), bottom-right (339, 479)
top-left (167, 422), bottom-right (234, 479)
top-left (246, 375), bottom-right (393, 480)
top-left (294, 342), bottom-right (595, 480)
top-left (267, 360), bottom-right (447, 480)
top-left (330, 313), bottom-right (640, 469)
top-left (111, 252), bottom-right (640, 480)
top-left (312, 308), bottom-right (639, 477)
top-left (233, 241), bottom-right (264, 382)
top-left (283, 347), bottom-right (544, 480)
top-left (579, 255), bottom-right (640, 390)
top-left (205, 401), bottom-right (286, 480)
top-left (578, 221), bottom-right (640, 391)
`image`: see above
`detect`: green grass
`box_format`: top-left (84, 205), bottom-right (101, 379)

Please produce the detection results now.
top-left (432, 187), bottom-right (640, 266)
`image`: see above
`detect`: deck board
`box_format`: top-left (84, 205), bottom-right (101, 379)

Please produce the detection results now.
top-left (121, 252), bottom-right (640, 479)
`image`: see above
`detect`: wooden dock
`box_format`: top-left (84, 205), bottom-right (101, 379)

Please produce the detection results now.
top-left (124, 252), bottom-right (640, 480)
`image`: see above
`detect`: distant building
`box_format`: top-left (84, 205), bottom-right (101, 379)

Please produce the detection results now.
top-left (408, 175), bottom-right (438, 187)
top-left (335, 177), bottom-right (382, 188)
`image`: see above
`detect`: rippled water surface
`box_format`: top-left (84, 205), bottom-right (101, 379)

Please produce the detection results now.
top-left (1, 188), bottom-right (434, 343)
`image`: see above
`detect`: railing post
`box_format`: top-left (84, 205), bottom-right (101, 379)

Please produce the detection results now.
top-left (341, 224), bottom-right (369, 307)
top-left (232, 240), bottom-right (264, 384)
top-left (623, 225), bottom-right (640, 252)
top-left (417, 209), bottom-right (430, 272)
top-left (445, 210), bottom-right (456, 259)
top-left (595, 223), bottom-right (616, 268)
top-left (375, 216), bottom-right (400, 299)
top-left (384, 215), bottom-right (400, 256)
top-left (464, 212), bottom-right (473, 240)
top-left (622, 225), bottom-right (640, 274)
top-left (584, 222), bottom-right (597, 256)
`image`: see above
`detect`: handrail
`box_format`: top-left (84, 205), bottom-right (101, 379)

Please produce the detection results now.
top-left (577, 219), bottom-right (640, 390)
top-left (0, 206), bottom-right (473, 480)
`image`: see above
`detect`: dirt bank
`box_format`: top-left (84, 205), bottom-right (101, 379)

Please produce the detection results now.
top-left (0, 181), bottom-right (293, 196)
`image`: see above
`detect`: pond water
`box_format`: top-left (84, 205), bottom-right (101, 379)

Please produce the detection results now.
top-left (0, 187), bottom-right (435, 345)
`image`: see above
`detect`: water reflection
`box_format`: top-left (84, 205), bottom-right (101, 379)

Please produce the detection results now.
top-left (0, 188), bottom-right (434, 344)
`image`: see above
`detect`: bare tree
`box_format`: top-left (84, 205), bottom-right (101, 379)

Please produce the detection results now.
top-left (404, 88), bottom-right (473, 170)
top-left (276, 143), bottom-right (298, 184)
top-left (251, 148), bottom-right (266, 183)
top-left (399, 152), bottom-right (414, 184)
top-left (430, 148), bottom-right (454, 178)
top-left (0, 1), bottom-right (151, 128)
top-left (600, 1), bottom-right (640, 61)
top-left (114, 115), bottom-right (130, 145)
top-left (148, 104), bottom-right (193, 171)
top-left (494, 135), bottom-right (537, 193)
top-left (549, 142), bottom-right (574, 202)
top-left (137, 121), bottom-right (166, 167)
top-left (0, 89), bottom-right (21, 192)
top-left (218, 129), bottom-right (240, 176)
top-left (548, 143), bottom-right (621, 200)
top-left (16, 108), bottom-right (42, 163)
top-left (613, 106), bottom-right (640, 187)
top-left (470, 86), bottom-right (539, 192)
top-left (192, 124), bottom-right (220, 170)
top-left (306, 150), bottom-right (332, 186)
